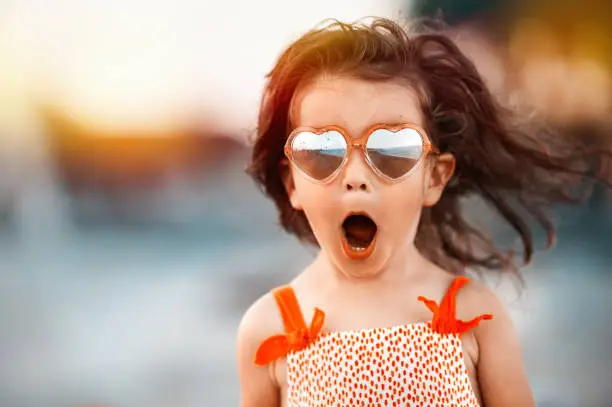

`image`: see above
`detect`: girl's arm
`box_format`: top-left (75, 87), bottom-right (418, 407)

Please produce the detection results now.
top-left (236, 295), bottom-right (281, 407)
top-left (469, 285), bottom-right (536, 407)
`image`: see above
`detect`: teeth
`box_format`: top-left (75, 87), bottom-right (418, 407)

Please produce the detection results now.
top-left (350, 245), bottom-right (366, 252)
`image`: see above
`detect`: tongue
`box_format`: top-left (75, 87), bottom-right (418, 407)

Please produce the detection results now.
top-left (346, 226), bottom-right (374, 243)
top-left (343, 216), bottom-right (377, 248)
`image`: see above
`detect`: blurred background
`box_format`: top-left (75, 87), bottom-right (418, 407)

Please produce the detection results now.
top-left (0, 0), bottom-right (611, 406)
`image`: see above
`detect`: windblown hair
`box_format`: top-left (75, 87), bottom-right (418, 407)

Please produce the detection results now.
top-left (247, 17), bottom-right (611, 276)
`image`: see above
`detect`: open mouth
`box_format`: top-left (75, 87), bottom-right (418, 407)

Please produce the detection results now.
top-left (341, 213), bottom-right (378, 260)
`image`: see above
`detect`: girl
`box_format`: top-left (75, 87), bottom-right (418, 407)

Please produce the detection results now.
top-left (237, 18), bottom-right (610, 406)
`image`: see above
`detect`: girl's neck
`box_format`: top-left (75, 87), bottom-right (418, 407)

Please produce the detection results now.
top-left (308, 243), bottom-right (428, 291)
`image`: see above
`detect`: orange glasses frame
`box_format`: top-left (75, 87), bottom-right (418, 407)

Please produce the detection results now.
top-left (284, 123), bottom-right (440, 184)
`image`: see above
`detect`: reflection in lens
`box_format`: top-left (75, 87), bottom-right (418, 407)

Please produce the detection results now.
top-left (366, 128), bottom-right (423, 179)
top-left (291, 130), bottom-right (347, 180)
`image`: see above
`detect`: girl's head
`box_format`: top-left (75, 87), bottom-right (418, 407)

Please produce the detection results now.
top-left (248, 18), bottom-right (610, 278)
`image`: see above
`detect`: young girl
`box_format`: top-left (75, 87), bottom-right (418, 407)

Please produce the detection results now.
top-left (237, 17), bottom-right (609, 407)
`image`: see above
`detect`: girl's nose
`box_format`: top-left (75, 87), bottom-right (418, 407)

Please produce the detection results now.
top-left (341, 150), bottom-right (371, 192)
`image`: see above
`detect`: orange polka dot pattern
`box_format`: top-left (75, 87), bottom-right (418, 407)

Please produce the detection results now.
top-left (285, 322), bottom-right (479, 407)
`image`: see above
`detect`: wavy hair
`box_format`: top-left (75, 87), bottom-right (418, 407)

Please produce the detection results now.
top-left (247, 17), bottom-right (611, 277)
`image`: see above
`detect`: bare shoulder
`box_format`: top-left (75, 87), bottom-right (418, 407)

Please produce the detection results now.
top-left (454, 276), bottom-right (516, 350)
top-left (236, 291), bottom-right (284, 407)
top-left (454, 277), bottom-right (508, 325)
top-left (455, 277), bottom-right (536, 406)
top-left (237, 291), bottom-right (283, 347)
top-left (422, 269), bottom-right (509, 337)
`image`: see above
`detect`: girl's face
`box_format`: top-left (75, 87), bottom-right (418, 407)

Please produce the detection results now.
top-left (284, 75), bottom-right (455, 279)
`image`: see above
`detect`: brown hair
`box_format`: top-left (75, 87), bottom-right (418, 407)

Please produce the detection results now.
top-left (247, 17), bottom-right (611, 277)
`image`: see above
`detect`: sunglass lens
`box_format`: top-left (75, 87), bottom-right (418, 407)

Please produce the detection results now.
top-left (366, 128), bottom-right (424, 179)
top-left (290, 130), bottom-right (347, 180)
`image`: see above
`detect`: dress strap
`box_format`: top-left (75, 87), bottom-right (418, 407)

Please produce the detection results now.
top-left (272, 286), bottom-right (307, 333)
top-left (418, 276), bottom-right (493, 334)
top-left (254, 286), bottom-right (326, 366)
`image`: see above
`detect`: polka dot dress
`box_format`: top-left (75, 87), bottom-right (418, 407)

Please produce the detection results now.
top-left (286, 323), bottom-right (475, 406)
top-left (255, 276), bottom-right (492, 407)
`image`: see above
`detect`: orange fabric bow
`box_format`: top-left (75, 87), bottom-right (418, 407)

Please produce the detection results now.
top-left (418, 276), bottom-right (493, 334)
top-left (255, 307), bottom-right (326, 366)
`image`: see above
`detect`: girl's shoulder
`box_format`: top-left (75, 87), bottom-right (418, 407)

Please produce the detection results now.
top-left (421, 266), bottom-right (505, 326)
top-left (451, 276), bottom-right (505, 324)
top-left (237, 279), bottom-right (305, 359)
top-left (450, 276), bottom-right (534, 404)
top-left (237, 289), bottom-right (286, 355)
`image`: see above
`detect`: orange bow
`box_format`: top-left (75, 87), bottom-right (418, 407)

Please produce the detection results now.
top-left (418, 276), bottom-right (493, 334)
top-left (255, 307), bottom-right (325, 366)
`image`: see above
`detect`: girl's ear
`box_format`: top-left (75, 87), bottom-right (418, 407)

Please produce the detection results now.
top-left (423, 153), bottom-right (456, 207)
top-left (280, 159), bottom-right (302, 210)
